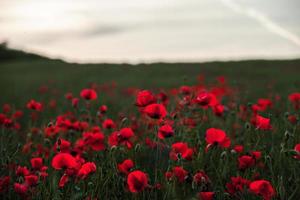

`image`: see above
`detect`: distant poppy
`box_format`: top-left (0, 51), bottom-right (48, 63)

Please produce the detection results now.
top-left (195, 91), bottom-right (217, 108)
top-left (170, 142), bottom-right (193, 161)
top-left (30, 157), bottom-right (43, 170)
top-left (83, 132), bottom-right (105, 151)
top-left (144, 104), bottom-right (167, 119)
top-left (294, 144), bottom-right (300, 160)
top-left (24, 175), bottom-right (38, 186)
top-left (226, 176), bottom-right (250, 195)
top-left (26, 100), bottom-right (43, 111)
top-left (205, 128), bottom-right (231, 149)
top-left (14, 183), bottom-right (28, 195)
top-left (135, 90), bottom-right (156, 107)
top-left (118, 159), bottom-right (134, 175)
top-left (77, 162), bottom-right (96, 179)
top-left (80, 89), bottom-right (97, 100)
top-left (252, 115), bottom-right (272, 130)
top-left (198, 192), bottom-right (214, 200)
top-left (158, 124), bottom-right (174, 139)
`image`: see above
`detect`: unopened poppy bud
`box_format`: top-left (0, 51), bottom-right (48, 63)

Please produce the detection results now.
top-left (284, 112), bottom-right (290, 118)
top-left (44, 138), bottom-right (51, 145)
top-left (177, 153), bottom-right (182, 161)
top-left (134, 144), bottom-right (141, 152)
top-left (47, 122), bottom-right (53, 127)
top-left (245, 122), bottom-right (251, 130)
top-left (110, 146), bottom-right (117, 152)
top-left (220, 151), bottom-right (227, 160)
top-left (57, 138), bottom-right (61, 146)
top-left (88, 182), bottom-right (93, 187)
top-left (120, 117), bottom-right (128, 127)
top-left (74, 186), bottom-right (81, 191)
top-left (284, 131), bottom-right (290, 142)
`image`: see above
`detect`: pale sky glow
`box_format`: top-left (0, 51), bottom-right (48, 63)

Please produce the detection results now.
top-left (0, 0), bottom-right (300, 63)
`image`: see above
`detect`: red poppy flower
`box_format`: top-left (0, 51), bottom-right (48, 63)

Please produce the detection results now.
top-left (289, 92), bottom-right (300, 109)
top-left (226, 176), bottom-right (250, 196)
top-left (238, 155), bottom-right (255, 170)
top-left (83, 132), bottom-right (105, 151)
top-left (102, 119), bottom-right (116, 129)
top-left (144, 103), bottom-right (167, 119)
top-left (193, 171), bottom-right (210, 185)
top-left (213, 104), bottom-right (224, 116)
top-left (59, 174), bottom-right (69, 188)
top-left (54, 138), bottom-right (71, 153)
top-left (205, 128), bottom-right (231, 149)
top-left (30, 157), bottom-right (43, 170)
top-left (25, 175), bottom-right (38, 186)
top-left (16, 166), bottom-right (30, 177)
top-left (249, 180), bottom-right (275, 200)
top-left (252, 115), bottom-right (272, 130)
top-left (233, 145), bottom-right (244, 153)
top-left (194, 91), bottom-right (218, 108)
top-left (108, 128), bottom-right (134, 149)
top-left (179, 86), bottom-right (192, 95)
top-left (172, 166), bottom-right (188, 183)
top-left (294, 143), bottom-right (300, 160)
top-left (169, 142), bottom-right (193, 161)
top-left (118, 159), bottom-right (134, 174)
top-left (99, 105), bottom-right (108, 114)
top-left (26, 100), bottom-right (43, 111)
top-left (80, 89), bottom-right (97, 100)
top-left (0, 176), bottom-right (10, 193)
top-left (51, 153), bottom-right (78, 170)
top-left (77, 162), bottom-right (96, 179)
top-left (14, 183), bottom-right (28, 195)
top-left (288, 115), bottom-right (298, 124)
top-left (158, 124), bottom-right (174, 139)
top-left (127, 170), bottom-right (148, 193)
top-left (135, 90), bottom-right (156, 107)
top-left (198, 192), bottom-right (214, 200)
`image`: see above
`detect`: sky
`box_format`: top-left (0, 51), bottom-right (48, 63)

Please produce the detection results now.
top-left (0, 0), bottom-right (300, 63)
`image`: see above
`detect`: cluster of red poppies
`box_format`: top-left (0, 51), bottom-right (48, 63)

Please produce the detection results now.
top-left (0, 77), bottom-right (299, 200)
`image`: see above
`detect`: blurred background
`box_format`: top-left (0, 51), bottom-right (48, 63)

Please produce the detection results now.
top-left (1, 0), bottom-right (300, 63)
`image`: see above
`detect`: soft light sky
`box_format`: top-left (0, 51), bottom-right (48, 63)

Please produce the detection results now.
top-left (1, 0), bottom-right (300, 63)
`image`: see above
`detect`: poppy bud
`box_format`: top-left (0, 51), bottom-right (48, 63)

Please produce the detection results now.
top-left (220, 151), bottom-right (227, 160)
top-left (245, 122), bottom-right (251, 130)
top-left (57, 138), bottom-right (61, 146)
top-left (284, 112), bottom-right (290, 118)
top-left (134, 144), bottom-right (141, 152)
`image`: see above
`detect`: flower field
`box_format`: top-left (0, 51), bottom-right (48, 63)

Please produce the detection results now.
top-left (0, 58), bottom-right (300, 200)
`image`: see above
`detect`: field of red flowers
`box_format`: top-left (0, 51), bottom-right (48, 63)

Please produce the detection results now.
top-left (0, 58), bottom-right (300, 200)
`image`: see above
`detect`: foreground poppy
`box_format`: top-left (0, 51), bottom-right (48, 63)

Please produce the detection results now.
top-left (127, 170), bottom-right (148, 193)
